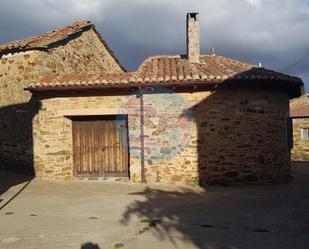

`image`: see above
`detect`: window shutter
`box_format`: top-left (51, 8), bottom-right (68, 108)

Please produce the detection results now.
top-left (301, 128), bottom-right (304, 140)
top-left (302, 128), bottom-right (309, 140)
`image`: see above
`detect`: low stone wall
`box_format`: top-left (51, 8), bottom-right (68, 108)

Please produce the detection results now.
top-left (291, 118), bottom-right (309, 161)
top-left (33, 85), bottom-right (291, 185)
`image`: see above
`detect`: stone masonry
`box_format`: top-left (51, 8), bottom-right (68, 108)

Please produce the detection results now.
top-left (186, 13), bottom-right (200, 63)
top-left (0, 26), bottom-right (123, 174)
top-left (32, 86), bottom-right (291, 185)
top-left (0, 28), bottom-right (123, 105)
top-left (290, 94), bottom-right (309, 161)
top-left (291, 118), bottom-right (309, 161)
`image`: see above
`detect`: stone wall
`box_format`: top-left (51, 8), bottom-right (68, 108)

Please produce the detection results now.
top-left (0, 28), bottom-right (123, 174)
top-left (0, 28), bottom-right (123, 106)
top-left (186, 13), bottom-right (200, 63)
top-left (32, 85), bottom-right (291, 185)
top-left (194, 87), bottom-right (290, 185)
top-left (290, 95), bottom-right (309, 161)
top-left (291, 118), bottom-right (309, 161)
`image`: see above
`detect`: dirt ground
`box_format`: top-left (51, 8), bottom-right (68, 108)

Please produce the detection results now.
top-left (1, 162), bottom-right (309, 249)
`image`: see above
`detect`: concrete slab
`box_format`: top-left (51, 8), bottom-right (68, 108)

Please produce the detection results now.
top-left (1, 163), bottom-right (309, 249)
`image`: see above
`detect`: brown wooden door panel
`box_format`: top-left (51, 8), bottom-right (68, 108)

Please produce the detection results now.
top-left (72, 115), bottom-right (129, 177)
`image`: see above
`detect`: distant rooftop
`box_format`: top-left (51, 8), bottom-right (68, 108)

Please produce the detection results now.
top-left (0, 20), bottom-right (91, 54)
top-left (290, 94), bottom-right (309, 117)
top-left (290, 104), bottom-right (309, 118)
top-left (0, 20), bottom-right (125, 71)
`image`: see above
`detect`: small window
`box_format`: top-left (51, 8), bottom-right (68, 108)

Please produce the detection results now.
top-left (301, 128), bottom-right (309, 140)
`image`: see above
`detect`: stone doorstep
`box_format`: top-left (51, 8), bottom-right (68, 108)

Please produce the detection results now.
top-left (74, 177), bottom-right (130, 182)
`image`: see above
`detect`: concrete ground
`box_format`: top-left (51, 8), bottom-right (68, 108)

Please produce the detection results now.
top-left (1, 163), bottom-right (309, 249)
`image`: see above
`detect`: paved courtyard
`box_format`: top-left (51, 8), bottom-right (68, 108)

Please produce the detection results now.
top-left (1, 163), bottom-right (309, 249)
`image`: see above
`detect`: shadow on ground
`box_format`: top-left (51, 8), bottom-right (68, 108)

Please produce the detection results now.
top-left (121, 163), bottom-right (309, 249)
top-left (291, 161), bottom-right (309, 166)
top-left (81, 242), bottom-right (100, 249)
top-left (0, 99), bottom-right (38, 209)
top-left (0, 171), bottom-right (33, 210)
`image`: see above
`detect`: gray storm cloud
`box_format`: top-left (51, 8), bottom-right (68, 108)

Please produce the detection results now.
top-left (0, 0), bottom-right (308, 91)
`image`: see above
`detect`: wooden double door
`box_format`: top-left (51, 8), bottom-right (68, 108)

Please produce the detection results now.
top-left (72, 115), bottom-right (129, 177)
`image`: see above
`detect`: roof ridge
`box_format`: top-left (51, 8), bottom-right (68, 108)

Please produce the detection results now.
top-left (0, 20), bottom-right (92, 51)
top-left (202, 54), bottom-right (257, 67)
top-left (291, 102), bottom-right (309, 108)
top-left (140, 54), bottom-right (182, 61)
top-left (0, 19), bottom-right (126, 72)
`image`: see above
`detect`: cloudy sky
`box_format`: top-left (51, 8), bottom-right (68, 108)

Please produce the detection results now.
top-left (1, 0), bottom-right (308, 91)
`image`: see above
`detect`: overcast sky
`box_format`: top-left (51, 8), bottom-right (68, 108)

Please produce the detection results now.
top-left (0, 0), bottom-right (308, 92)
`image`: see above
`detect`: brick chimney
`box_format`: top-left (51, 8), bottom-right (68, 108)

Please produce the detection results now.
top-left (186, 13), bottom-right (200, 63)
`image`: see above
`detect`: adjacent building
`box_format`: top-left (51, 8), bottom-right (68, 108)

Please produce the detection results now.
top-left (0, 20), bottom-right (124, 174)
top-left (290, 94), bottom-right (309, 161)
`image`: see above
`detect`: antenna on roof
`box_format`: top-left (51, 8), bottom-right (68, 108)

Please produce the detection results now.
top-left (210, 47), bottom-right (216, 56)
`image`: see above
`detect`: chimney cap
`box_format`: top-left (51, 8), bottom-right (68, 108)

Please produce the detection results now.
top-left (187, 12), bottom-right (199, 19)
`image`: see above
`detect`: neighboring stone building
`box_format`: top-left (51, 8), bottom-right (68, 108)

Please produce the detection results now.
top-left (0, 20), bottom-right (124, 174)
top-left (25, 13), bottom-right (304, 186)
top-left (290, 94), bottom-right (309, 161)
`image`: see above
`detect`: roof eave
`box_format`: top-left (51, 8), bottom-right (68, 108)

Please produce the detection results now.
top-left (25, 80), bottom-right (222, 93)
top-left (0, 22), bottom-right (126, 72)
top-left (0, 23), bottom-right (92, 56)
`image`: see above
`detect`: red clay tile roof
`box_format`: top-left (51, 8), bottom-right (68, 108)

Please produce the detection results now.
top-left (0, 20), bottom-right (125, 71)
top-left (0, 20), bottom-right (91, 53)
top-left (34, 73), bottom-right (135, 88)
top-left (27, 55), bottom-right (302, 93)
top-left (290, 104), bottom-right (309, 117)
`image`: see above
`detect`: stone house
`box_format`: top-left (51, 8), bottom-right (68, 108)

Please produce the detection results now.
top-left (25, 13), bottom-right (303, 185)
top-left (0, 20), bottom-right (124, 174)
top-left (290, 94), bottom-right (309, 161)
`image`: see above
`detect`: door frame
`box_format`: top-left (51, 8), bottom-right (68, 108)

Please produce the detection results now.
top-left (70, 114), bottom-right (130, 178)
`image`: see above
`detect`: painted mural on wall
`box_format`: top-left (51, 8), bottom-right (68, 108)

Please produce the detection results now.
top-left (117, 87), bottom-right (194, 163)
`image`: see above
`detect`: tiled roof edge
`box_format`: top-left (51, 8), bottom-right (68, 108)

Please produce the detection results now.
top-left (0, 20), bottom-right (91, 55)
top-left (0, 21), bottom-right (126, 72)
